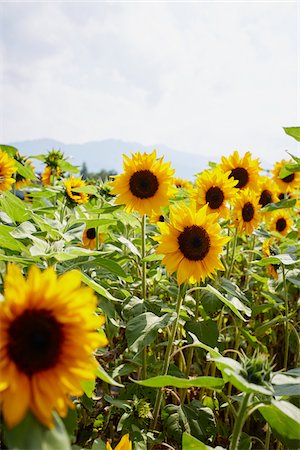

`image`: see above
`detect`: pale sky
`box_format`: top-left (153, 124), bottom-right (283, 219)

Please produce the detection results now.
top-left (0, 1), bottom-right (299, 164)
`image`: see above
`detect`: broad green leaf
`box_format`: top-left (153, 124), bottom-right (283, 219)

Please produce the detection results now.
top-left (2, 411), bottom-right (71, 450)
top-left (182, 432), bottom-right (226, 450)
top-left (93, 258), bottom-right (129, 279)
top-left (104, 395), bottom-right (131, 411)
top-left (0, 224), bottom-right (27, 251)
top-left (135, 375), bottom-right (224, 390)
top-left (279, 163), bottom-right (300, 178)
top-left (255, 254), bottom-right (299, 266)
top-left (71, 185), bottom-right (98, 195)
top-left (283, 126), bottom-right (300, 141)
top-left (81, 273), bottom-right (121, 302)
top-left (185, 319), bottom-right (218, 349)
top-left (222, 369), bottom-right (274, 395)
top-left (95, 365), bottom-right (123, 387)
top-left (142, 253), bottom-right (164, 262)
top-left (126, 312), bottom-right (176, 352)
top-left (10, 221), bottom-right (37, 238)
top-left (203, 285), bottom-right (251, 320)
top-left (14, 160), bottom-right (36, 181)
top-left (186, 332), bottom-right (222, 358)
top-left (0, 144), bottom-right (18, 156)
top-left (259, 400), bottom-right (300, 440)
top-left (57, 159), bottom-right (79, 174)
top-left (81, 379), bottom-right (95, 398)
top-left (118, 236), bottom-right (141, 257)
top-left (260, 198), bottom-right (296, 212)
top-left (0, 191), bottom-right (30, 223)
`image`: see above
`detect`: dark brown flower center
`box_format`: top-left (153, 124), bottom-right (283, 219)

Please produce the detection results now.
top-left (205, 186), bottom-right (224, 209)
top-left (86, 227), bottom-right (96, 239)
top-left (229, 167), bottom-right (249, 189)
top-left (276, 218), bottom-right (287, 232)
top-left (7, 309), bottom-right (63, 376)
top-left (159, 215), bottom-right (165, 222)
top-left (129, 170), bottom-right (159, 199)
top-left (178, 225), bottom-right (210, 261)
top-left (282, 173), bottom-right (295, 183)
top-left (259, 189), bottom-right (273, 207)
top-left (242, 202), bottom-right (255, 222)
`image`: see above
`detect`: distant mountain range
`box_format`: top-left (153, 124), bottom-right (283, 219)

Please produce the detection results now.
top-left (9, 138), bottom-right (211, 180)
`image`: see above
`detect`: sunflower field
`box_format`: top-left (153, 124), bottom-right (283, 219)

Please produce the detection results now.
top-left (0, 127), bottom-right (300, 450)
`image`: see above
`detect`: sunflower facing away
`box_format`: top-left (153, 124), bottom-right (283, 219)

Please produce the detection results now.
top-left (0, 264), bottom-right (107, 429)
top-left (106, 434), bottom-right (132, 450)
top-left (42, 166), bottom-right (61, 186)
top-left (0, 150), bottom-right (16, 192)
top-left (262, 239), bottom-right (279, 280)
top-left (268, 210), bottom-right (293, 237)
top-left (64, 176), bottom-right (89, 204)
top-left (110, 150), bottom-right (175, 216)
top-left (232, 188), bottom-right (261, 235)
top-left (193, 168), bottom-right (238, 218)
top-left (14, 153), bottom-right (35, 190)
top-left (82, 227), bottom-right (104, 249)
top-left (220, 151), bottom-right (261, 190)
top-left (272, 159), bottom-right (300, 193)
top-left (156, 202), bottom-right (230, 285)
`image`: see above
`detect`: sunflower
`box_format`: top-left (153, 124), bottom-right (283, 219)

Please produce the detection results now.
top-left (173, 177), bottom-right (193, 193)
top-left (0, 150), bottom-right (16, 192)
top-left (220, 151), bottom-right (261, 190)
top-left (272, 159), bottom-right (300, 193)
top-left (106, 434), bottom-right (132, 450)
top-left (0, 264), bottom-right (107, 429)
top-left (14, 153), bottom-right (35, 190)
top-left (257, 176), bottom-right (279, 209)
top-left (262, 239), bottom-right (279, 280)
top-left (155, 202), bottom-right (230, 285)
top-left (193, 168), bottom-right (238, 218)
top-left (110, 150), bottom-right (175, 216)
top-left (82, 227), bottom-right (104, 249)
top-left (268, 210), bottom-right (293, 237)
top-left (64, 176), bottom-right (89, 204)
top-left (42, 165), bottom-right (61, 186)
top-left (232, 188), bottom-right (261, 235)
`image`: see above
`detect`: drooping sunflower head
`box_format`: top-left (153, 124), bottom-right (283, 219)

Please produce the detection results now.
top-left (82, 227), bottom-right (104, 249)
top-left (110, 150), bottom-right (175, 216)
top-left (42, 166), bottom-right (61, 186)
top-left (0, 264), bottom-right (108, 429)
top-left (272, 159), bottom-right (300, 193)
top-left (257, 176), bottom-right (279, 208)
top-left (155, 202), bottom-right (230, 285)
top-left (193, 168), bottom-right (238, 218)
top-left (64, 176), bottom-right (89, 204)
top-left (268, 210), bottom-right (293, 237)
top-left (220, 150), bottom-right (261, 190)
top-left (262, 238), bottom-right (279, 279)
top-left (232, 188), bottom-right (261, 235)
top-left (0, 150), bottom-right (16, 192)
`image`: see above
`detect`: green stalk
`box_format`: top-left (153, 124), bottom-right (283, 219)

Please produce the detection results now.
top-left (227, 228), bottom-right (238, 278)
top-left (264, 423), bottom-right (271, 450)
top-left (151, 285), bottom-right (185, 429)
top-left (229, 393), bottom-right (251, 450)
top-left (141, 215), bottom-right (147, 379)
top-left (282, 264), bottom-right (289, 370)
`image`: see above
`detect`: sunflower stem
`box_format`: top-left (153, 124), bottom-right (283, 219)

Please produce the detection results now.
top-left (282, 264), bottom-right (289, 370)
top-left (151, 284), bottom-right (185, 430)
top-left (229, 393), bottom-right (251, 450)
top-left (227, 228), bottom-right (238, 278)
top-left (141, 214), bottom-right (147, 380)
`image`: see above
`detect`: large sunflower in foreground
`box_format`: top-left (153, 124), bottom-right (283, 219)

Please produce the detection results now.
top-left (220, 151), bottom-right (261, 190)
top-left (110, 150), bottom-right (175, 216)
top-left (64, 176), bottom-right (89, 204)
top-left (155, 203), bottom-right (230, 284)
top-left (0, 150), bottom-right (16, 192)
top-left (193, 168), bottom-right (238, 218)
top-left (0, 264), bottom-right (107, 429)
top-left (272, 159), bottom-right (300, 193)
top-left (268, 210), bottom-right (293, 237)
top-left (232, 188), bottom-right (261, 235)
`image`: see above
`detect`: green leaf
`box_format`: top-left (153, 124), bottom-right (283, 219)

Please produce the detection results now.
top-left (118, 236), bottom-right (141, 257)
top-left (141, 253), bottom-right (164, 262)
top-left (182, 432), bottom-right (226, 450)
top-left (135, 375), bottom-right (224, 390)
top-left (95, 365), bottom-right (123, 387)
top-left (222, 368), bottom-right (274, 395)
top-left (2, 411), bottom-right (71, 450)
top-left (259, 400), bottom-right (300, 440)
top-left (260, 198), bottom-right (296, 212)
top-left (203, 285), bottom-right (251, 320)
top-left (81, 273), bottom-right (121, 302)
top-left (0, 224), bottom-right (28, 251)
top-left (93, 258), bottom-right (129, 279)
top-left (185, 319), bottom-right (218, 349)
top-left (71, 185), bottom-right (98, 195)
top-left (0, 191), bottom-right (30, 223)
top-left (255, 254), bottom-right (299, 266)
top-left (14, 160), bottom-right (36, 181)
top-left (57, 159), bottom-right (79, 174)
top-left (0, 144), bottom-right (18, 157)
top-left (81, 379), bottom-right (95, 398)
top-left (283, 126), bottom-right (300, 141)
top-left (126, 312), bottom-right (176, 352)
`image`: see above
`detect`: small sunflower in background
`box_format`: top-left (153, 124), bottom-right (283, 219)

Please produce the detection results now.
top-left (82, 227), bottom-right (104, 249)
top-left (0, 150), bottom-right (16, 192)
top-left (64, 176), bottom-right (89, 204)
top-left (41, 149), bottom-right (66, 185)
top-left (110, 150), bottom-right (175, 216)
top-left (232, 188), bottom-right (261, 235)
top-left (262, 238), bottom-right (279, 280)
top-left (272, 159), bottom-right (300, 193)
top-left (0, 264), bottom-right (108, 429)
top-left (220, 150), bottom-right (261, 190)
top-left (268, 210), bottom-right (293, 237)
top-left (173, 177), bottom-right (193, 193)
top-left (106, 434), bottom-right (132, 450)
top-left (14, 152), bottom-right (35, 190)
top-left (41, 165), bottom-right (61, 186)
top-left (257, 176), bottom-right (279, 209)
top-left (193, 168), bottom-right (238, 218)
top-left (156, 202), bottom-right (230, 285)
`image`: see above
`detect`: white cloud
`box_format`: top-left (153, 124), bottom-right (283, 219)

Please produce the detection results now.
top-left (1, 2), bottom-right (298, 165)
